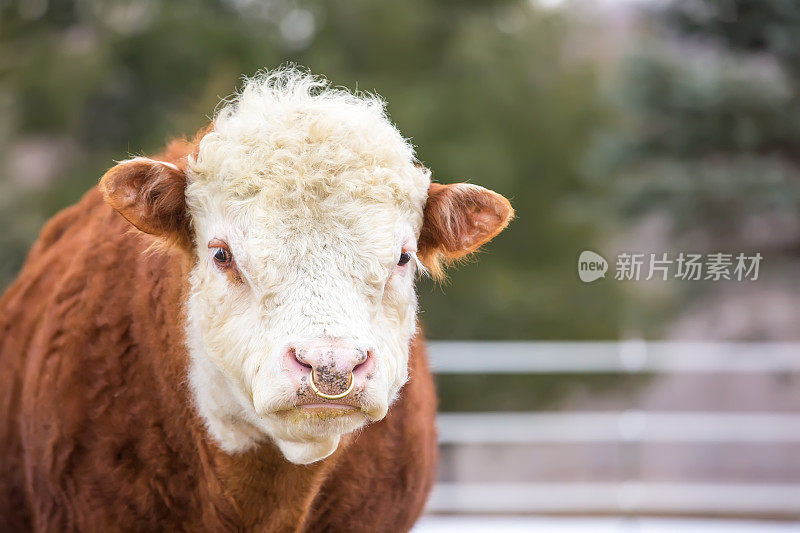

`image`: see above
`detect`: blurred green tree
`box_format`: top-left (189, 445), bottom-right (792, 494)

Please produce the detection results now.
top-left (667, 0), bottom-right (800, 78)
top-left (587, 0), bottom-right (800, 337)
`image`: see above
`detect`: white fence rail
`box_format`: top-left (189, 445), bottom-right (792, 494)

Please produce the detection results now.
top-left (436, 412), bottom-right (800, 444)
top-left (427, 482), bottom-right (800, 515)
top-left (426, 341), bottom-right (800, 518)
top-left (427, 341), bottom-right (800, 373)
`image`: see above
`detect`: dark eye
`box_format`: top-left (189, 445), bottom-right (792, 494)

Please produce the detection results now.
top-left (398, 252), bottom-right (412, 266)
top-left (213, 248), bottom-right (232, 264)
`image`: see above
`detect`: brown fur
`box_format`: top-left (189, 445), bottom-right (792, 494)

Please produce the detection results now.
top-left (0, 186), bottom-right (438, 531)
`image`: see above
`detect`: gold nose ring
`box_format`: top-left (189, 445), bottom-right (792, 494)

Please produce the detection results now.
top-left (309, 369), bottom-right (355, 400)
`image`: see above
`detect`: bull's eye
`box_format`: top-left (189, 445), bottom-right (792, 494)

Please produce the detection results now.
top-left (398, 252), bottom-right (412, 266)
top-left (213, 248), bottom-right (232, 265)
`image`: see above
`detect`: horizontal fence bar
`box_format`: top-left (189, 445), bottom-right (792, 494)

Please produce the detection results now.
top-left (427, 341), bottom-right (800, 374)
top-left (426, 482), bottom-right (800, 516)
top-left (437, 412), bottom-right (800, 444)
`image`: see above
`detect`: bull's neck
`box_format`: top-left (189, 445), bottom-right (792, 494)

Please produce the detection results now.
top-left (205, 440), bottom-right (342, 531)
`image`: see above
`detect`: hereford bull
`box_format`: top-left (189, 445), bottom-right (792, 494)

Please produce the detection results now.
top-left (0, 69), bottom-right (513, 531)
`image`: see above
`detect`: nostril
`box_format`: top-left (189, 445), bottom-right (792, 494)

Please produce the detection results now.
top-left (353, 349), bottom-right (373, 373)
top-left (291, 347), bottom-right (312, 370)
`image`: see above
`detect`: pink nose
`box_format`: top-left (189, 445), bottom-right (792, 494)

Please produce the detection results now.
top-left (285, 340), bottom-right (374, 398)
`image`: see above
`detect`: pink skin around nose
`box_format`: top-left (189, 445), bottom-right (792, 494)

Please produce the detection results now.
top-left (284, 340), bottom-right (375, 407)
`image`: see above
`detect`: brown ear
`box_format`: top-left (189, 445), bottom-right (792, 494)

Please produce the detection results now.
top-left (99, 157), bottom-right (190, 246)
top-left (418, 182), bottom-right (513, 279)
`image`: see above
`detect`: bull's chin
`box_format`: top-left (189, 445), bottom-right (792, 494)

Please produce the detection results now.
top-left (275, 435), bottom-right (341, 464)
top-left (269, 408), bottom-right (371, 464)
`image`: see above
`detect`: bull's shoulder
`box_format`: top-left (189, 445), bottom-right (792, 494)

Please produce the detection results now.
top-left (0, 188), bottom-right (112, 386)
top-left (1, 187), bottom-right (124, 319)
top-left (0, 187), bottom-right (121, 530)
top-left (2, 181), bottom-right (190, 423)
top-left (1, 187), bottom-right (147, 369)
top-left (0, 185), bottom-right (206, 530)
top-left (1, 184), bottom-right (187, 337)
top-left (29, 188), bottom-right (106, 259)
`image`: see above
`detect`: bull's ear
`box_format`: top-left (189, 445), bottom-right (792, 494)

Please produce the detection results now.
top-left (99, 157), bottom-right (190, 245)
top-left (418, 182), bottom-right (513, 279)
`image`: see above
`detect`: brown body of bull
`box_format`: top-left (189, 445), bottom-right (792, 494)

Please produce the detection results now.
top-left (0, 188), bottom-right (438, 531)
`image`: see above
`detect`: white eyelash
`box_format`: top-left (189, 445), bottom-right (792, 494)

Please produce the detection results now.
top-left (410, 251), bottom-right (428, 276)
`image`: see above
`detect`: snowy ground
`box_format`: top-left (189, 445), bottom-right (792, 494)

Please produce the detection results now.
top-left (413, 516), bottom-right (800, 533)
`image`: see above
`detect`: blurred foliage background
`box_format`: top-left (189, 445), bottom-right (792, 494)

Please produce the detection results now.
top-left (1, 0), bottom-right (798, 344)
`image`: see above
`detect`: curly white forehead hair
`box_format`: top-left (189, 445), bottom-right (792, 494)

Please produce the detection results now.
top-left (189, 68), bottom-right (430, 214)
